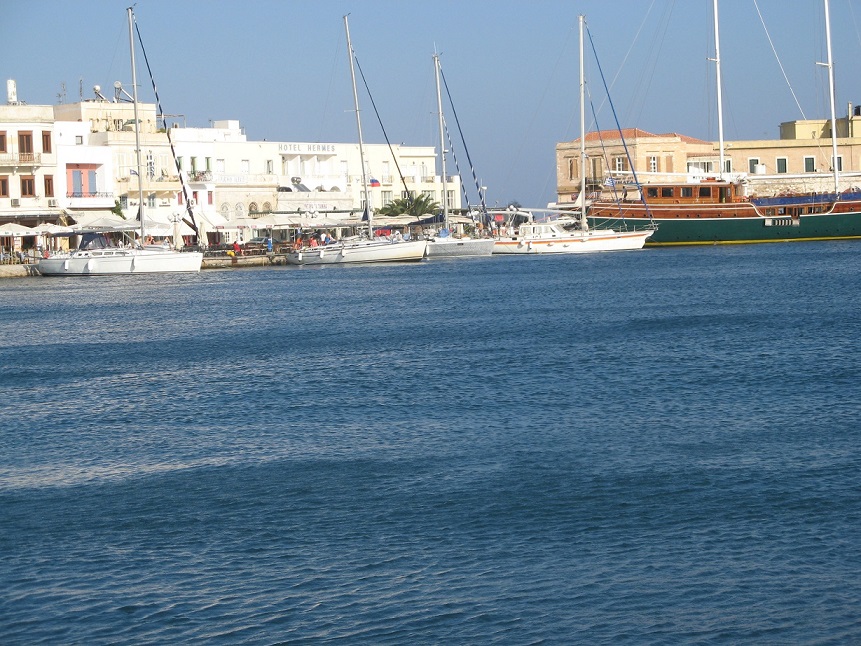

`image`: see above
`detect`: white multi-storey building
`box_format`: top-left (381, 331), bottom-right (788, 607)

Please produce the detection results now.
top-left (170, 120), bottom-right (461, 228)
top-left (0, 85), bottom-right (62, 226)
top-left (1, 83), bottom-right (460, 246)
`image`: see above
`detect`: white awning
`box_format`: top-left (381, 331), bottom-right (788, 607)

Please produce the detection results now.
top-left (0, 223), bottom-right (35, 236)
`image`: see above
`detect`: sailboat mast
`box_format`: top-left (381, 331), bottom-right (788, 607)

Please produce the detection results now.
top-left (434, 53), bottom-right (448, 230)
top-left (344, 15), bottom-right (372, 233)
top-left (578, 15), bottom-right (588, 232)
top-left (128, 7), bottom-right (145, 242)
top-left (712, 0), bottom-right (725, 179)
top-left (823, 0), bottom-right (840, 195)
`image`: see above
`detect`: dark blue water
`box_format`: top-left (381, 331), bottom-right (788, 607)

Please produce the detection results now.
top-left (2, 244), bottom-right (860, 644)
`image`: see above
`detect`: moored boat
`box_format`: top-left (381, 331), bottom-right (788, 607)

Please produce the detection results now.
top-left (493, 214), bottom-right (652, 254)
top-left (494, 15), bottom-right (654, 255)
top-left (38, 7), bottom-right (202, 276)
top-left (38, 232), bottom-right (202, 275)
top-left (586, 0), bottom-right (861, 245)
top-left (286, 16), bottom-right (428, 267)
top-left (285, 235), bottom-right (426, 265)
top-left (424, 53), bottom-right (496, 259)
top-left (587, 180), bottom-right (861, 245)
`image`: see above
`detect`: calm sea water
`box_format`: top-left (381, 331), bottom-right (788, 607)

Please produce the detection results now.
top-left (1, 244), bottom-right (860, 644)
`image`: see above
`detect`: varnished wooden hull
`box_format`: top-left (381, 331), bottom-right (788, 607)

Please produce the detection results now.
top-left (588, 200), bottom-right (861, 245)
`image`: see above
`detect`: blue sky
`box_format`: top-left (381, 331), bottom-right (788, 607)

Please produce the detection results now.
top-left (4, 1), bottom-right (861, 207)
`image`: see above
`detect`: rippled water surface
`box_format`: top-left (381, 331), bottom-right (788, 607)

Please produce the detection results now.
top-left (2, 244), bottom-right (860, 644)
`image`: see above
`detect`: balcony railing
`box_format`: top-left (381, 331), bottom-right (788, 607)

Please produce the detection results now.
top-left (66, 192), bottom-right (114, 199)
top-left (0, 152), bottom-right (42, 166)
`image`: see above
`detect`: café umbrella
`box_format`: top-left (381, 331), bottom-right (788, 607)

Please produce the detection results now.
top-left (0, 223), bottom-right (35, 237)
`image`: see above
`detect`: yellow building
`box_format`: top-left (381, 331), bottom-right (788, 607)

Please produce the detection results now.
top-left (556, 110), bottom-right (861, 205)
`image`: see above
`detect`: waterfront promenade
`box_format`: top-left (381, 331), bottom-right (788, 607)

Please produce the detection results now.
top-left (0, 264), bottom-right (41, 278)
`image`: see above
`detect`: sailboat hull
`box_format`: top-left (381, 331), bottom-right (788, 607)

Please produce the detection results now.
top-left (425, 237), bottom-right (495, 257)
top-left (284, 239), bottom-right (427, 265)
top-left (38, 249), bottom-right (203, 275)
top-left (493, 228), bottom-right (653, 253)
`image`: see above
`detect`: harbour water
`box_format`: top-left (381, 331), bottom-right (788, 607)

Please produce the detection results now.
top-left (1, 244), bottom-right (860, 644)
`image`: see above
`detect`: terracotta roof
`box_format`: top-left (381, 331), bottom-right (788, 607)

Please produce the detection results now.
top-left (660, 132), bottom-right (713, 145)
top-left (569, 129), bottom-right (712, 145)
top-left (577, 128), bottom-right (656, 142)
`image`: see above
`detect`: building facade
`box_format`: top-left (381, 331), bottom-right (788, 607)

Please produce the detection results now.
top-left (1, 85), bottom-right (458, 245)
top-left (556, 108), bottom-right (861, 205)
top-left (0, 101), bottom-right (61, 225)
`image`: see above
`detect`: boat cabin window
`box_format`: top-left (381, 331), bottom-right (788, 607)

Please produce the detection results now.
top-left (646, 188), bottom-right (658, 198)
top-left (79, 233), bottom-right (115, 250)
top-left (681, 187), bottom-right (693, 198)
top-left (661, 187), bottom-right (673, 198)
top-left (698, 186), bottom-right (712, 198)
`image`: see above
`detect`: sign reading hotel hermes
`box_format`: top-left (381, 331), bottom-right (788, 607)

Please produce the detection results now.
top-left (278, 143), bottom-right (337, 154)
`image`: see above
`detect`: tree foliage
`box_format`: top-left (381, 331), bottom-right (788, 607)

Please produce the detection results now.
top-left (378, 194), bottom-right (441, 217)
top-left (112, 199), bottom-right (126, 219)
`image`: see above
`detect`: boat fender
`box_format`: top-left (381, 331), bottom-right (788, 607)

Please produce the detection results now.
top-left (86, 258), bottom-right (94, 272)
top-left (319, 248), bottom-right (325, 259)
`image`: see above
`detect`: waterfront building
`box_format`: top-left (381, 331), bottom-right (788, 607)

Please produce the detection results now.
top-left (0, 82), bottom-right (63, 229)
top-left (555, 105), bottom-right (861, 205)
top-left (169, 122), bottom-right (460, 240)
top-left (1, 82), bottom-right (459, 245)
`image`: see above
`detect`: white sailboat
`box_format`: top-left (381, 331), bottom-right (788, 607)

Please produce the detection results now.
top-left (425, 53), bottom-right (495, 258)
top-left (493, 14), bottom-right (653, 255)
top-left (284, 15), bottom-right (426, 266)
top-left (38, 8), bottom-right (202, 276)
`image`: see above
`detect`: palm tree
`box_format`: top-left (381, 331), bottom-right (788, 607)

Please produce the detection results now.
top-left (112, 199), bottom-right (126, 219)
top-left (378, 194), bottom-right (441, 218)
